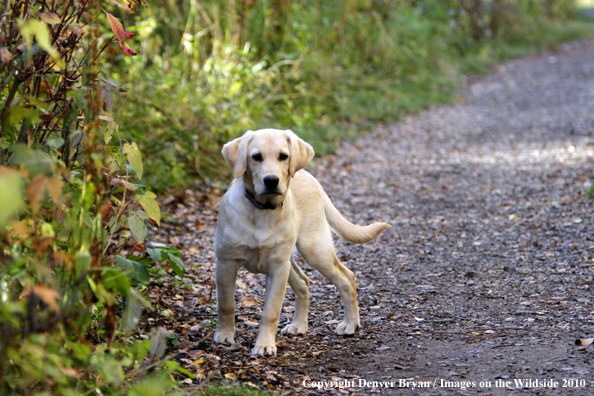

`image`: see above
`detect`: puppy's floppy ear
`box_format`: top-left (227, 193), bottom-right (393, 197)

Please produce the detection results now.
top-left (285, 130), bottom-right (314, 177)
top-left (222, 130), bottom-right (254, 179)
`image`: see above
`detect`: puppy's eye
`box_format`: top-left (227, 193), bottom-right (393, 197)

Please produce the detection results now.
top-left (252, 153), bottom-right (263, 162)
top-left (279, 153), bottom-right (288, 161)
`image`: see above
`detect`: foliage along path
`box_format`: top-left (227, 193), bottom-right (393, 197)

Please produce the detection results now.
top-left (148, 36), bottom-right (594, 394)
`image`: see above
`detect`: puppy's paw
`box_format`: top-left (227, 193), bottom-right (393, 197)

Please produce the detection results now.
top-left (335, 321), bottom-right (360, 336)
top-left (251, 343), bottom-right (277, 357)
top-left (281, 322), bottom-right (308, 336)
top-left (214, 328), bottom-right (235, 344)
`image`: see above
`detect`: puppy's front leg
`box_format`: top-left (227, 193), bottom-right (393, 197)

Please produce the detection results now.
top-left (214, 260), bottom-right (239, 344)
top-left (252, 261), bottom-right (290, 356)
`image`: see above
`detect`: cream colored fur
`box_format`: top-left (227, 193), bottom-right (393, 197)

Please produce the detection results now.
top-left (214, 128), bottom-right (390, 356)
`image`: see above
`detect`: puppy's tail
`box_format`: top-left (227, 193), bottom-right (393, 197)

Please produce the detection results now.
top-left (323, 194), bottom-right (391, 244)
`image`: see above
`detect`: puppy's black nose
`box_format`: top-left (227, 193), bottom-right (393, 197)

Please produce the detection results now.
top-left (263, 175), bottom-right (279, 189)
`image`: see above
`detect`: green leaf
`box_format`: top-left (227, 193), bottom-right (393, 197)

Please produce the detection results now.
top-left (114, 255), bottom-right (150, 283)
top-left (69, 341), bottom-right (92, 363)
top-left (167, 252), bottom-right (185, 278)
top-left (0, 170), bottom-right (24, 228)
top-left (46, 136), bottom-right (64, 149)
top-left (122, 289), bottom-right (143, 335)
top-left (123, 142), bottom-right (143, 180)
top-left (128, 213), bottom-right (147, 242)
top-left (102, 269), bottom-right (131, 297)
top-left (134, 210), bottom-right (150, 220)
top-left (8, 106), bottom-right (39, 126)
top-left (8, 144), bottom-right (53, 177)
top-left (138, 195), bottom-right (160, 226)
top-left (131, 339), bottom-right (151, 361)
top-left (146, 247), bottom-right (164, 263)
top-left (128, 371), bottom-right (173, 396)
top-left (92, 283), bottom-right (117, 306)
top-left (75, 252), bottom-right (92, 279)
top-left (149, 328), bottom-right (169, 359)
top-left (174, 364), bottom-right (195, 379)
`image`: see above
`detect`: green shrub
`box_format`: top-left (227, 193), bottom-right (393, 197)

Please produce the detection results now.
top-left (0, 1), bottom-right (187, 394)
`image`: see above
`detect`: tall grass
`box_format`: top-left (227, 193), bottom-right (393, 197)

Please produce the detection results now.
top-left (104, 0), bottom-right (594, 186)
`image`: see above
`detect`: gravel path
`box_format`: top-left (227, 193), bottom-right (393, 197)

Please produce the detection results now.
top-left (155, 37), bottom-right (594, 395)
top-left (304, 37), bottom-right (594, 394)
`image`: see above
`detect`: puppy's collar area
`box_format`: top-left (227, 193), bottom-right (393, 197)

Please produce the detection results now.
top-left (244, 188), bottom-right (284, 210)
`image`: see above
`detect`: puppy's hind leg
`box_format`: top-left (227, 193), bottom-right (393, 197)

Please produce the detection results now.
top-left (298, 235), bottom-right (360, 336)
top-left (282, 254), bottom-right (310, 335)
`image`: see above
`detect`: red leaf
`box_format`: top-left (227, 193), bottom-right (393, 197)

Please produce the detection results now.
top-left (39, 12), bottom-right (61, 25)
top-left (108, 0), bottom-right (132, 12)
top-left (120, 42), bottom-right (138, 56)
top-left (40, 114), bottom-right (54, 121)
top-left (103, 10), bottom-right (131, 43)
top-left (110, 178), bottom-right (136, 191)
top-left (68, 24), bottom-right (82, 36)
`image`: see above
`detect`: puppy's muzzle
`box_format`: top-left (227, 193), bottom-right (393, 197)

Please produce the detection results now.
top-left (263, 175), bottom-right (280, 192)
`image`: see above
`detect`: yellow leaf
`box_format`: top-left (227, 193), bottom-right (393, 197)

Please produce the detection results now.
top-left (138, 195), bottom-right (160, 226)
top-left (40, 222), bottom-right (55, 238)
top-left (229, 82), bottom-right (242, 96)
top-left (18, 19), bottom-right (59, 59)
top-left (124, 142), bottom-right (143, 180)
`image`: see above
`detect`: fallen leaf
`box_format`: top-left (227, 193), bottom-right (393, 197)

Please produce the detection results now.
top-left (575, 337), bottom-right (593, 346)
top-left (241, 296), bottom-right (259, 307)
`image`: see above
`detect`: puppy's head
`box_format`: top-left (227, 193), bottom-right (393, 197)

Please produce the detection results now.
top-left (222, 129), bottom-right (314, 199)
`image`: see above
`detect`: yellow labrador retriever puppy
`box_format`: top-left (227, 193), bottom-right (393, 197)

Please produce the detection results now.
top-left (214, 128), bottom-right (390, 356)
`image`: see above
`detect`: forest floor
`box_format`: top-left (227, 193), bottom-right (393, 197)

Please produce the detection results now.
top-left (148, 36), bottom-right (594, 395)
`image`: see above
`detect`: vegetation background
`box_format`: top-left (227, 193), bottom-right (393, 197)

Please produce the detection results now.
top-left (0, 0), bottom-right (592, 395)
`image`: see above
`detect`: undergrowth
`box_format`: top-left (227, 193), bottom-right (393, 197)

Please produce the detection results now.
top-left (106, 0), bottom-right (594, 187)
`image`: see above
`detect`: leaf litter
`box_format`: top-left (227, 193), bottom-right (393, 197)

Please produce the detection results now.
top-left (141, 37), bottom-right (594, 394)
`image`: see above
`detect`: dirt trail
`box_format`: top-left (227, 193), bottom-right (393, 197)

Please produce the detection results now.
top-left (155, 37), bottom-right (594, 395)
